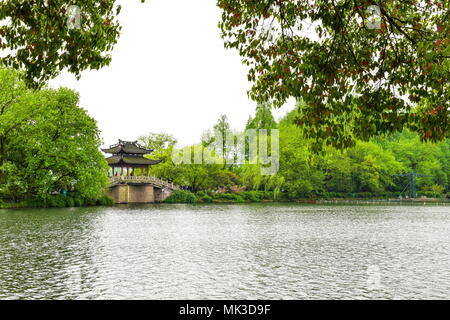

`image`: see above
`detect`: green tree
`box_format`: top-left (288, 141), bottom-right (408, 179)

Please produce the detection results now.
top-left (277, 112), bottom-right (324, 198)
top-left (0, 68), bottom-right (109, 201)
top-left (319, 149), bottom-right (354, 193)
top-left (213, 114), bottom-right (232, 166)
top-left (0, 0), bottom-right (122, 87)
top-left (145, 136), bottom-right (180, 183)
top-left (346, 141), bottom-right (404, 194)
top-left (382, 131), bottom-right (448, 192)
top-left (138, 132), bottom-right (177, 153)
top-left (246, 102), bottom-right (278, 130)
top-left (3, 1), bottom-right (447, 150)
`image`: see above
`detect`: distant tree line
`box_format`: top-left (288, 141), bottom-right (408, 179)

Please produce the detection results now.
top-left (141, 103), bottom-right (449, 201)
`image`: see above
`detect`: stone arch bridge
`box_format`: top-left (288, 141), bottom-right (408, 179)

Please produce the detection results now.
top-left (108, 176), bottom-right (179, 204)
top-left (102, 139), bottom-right (179, 204)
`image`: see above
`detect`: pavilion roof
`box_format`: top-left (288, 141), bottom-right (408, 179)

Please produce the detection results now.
top-left (106, 155), bottom-right (162, 166)
top-left (102, 140), bottom-right (153, 155)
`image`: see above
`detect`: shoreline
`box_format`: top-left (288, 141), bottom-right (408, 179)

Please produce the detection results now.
top-left (2, 198), bottom-right (449, 210)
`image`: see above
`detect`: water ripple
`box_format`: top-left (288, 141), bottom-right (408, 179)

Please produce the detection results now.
top-left (0, 204), bottom-right (449, 299)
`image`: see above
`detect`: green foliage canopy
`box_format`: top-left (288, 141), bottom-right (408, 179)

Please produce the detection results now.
top-left (218, 1), bottom-right (450, 149)
top-left (0, 0), bottom-right (123, 87)
top-left (1, 1), bottom-right (447, 149)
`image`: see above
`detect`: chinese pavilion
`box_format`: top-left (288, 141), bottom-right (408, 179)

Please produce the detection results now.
top-left (102, 139), bottom-right (162, 177)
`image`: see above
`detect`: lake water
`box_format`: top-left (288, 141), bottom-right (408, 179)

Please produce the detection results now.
top-left (0, 204), bottom-right (449, 300)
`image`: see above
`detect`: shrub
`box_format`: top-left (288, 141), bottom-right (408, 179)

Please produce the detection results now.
top-left (84, 198), bottom-right (98, 206)
top-left (425, 185), bottom-right (445, 198)
top-left (0, 194), bottom-right (114, 208)
top-left (65, 196), bottom-right (75, 207)
top-left (257, 191), bottom-right (274, 200)
top-left (26, 196), bottom-right (48, 208)
top-left (196, 191), bottom-right (207, 198)
top-left (419, 190), bottom-right (445, 198)
top-left (277, 192), bottom-right (290, 201)
top-left (164, 190), bottom-right (197, 203)
top-left (73, 197), bottom-right (84, 207)
top-left (199, 195), bottom-right (213, 203)
top-left (47, 195), bottom-right (67, 208)
top-left (218, 193), bottom-right (245, 203)
top-left (218, 193), bottom-right (235, 201)
top-left (97, 195), bottom-right (114, 206)
top-left (240, 191), bottom-right (259, 202)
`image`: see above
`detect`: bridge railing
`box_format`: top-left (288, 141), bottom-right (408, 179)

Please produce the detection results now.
top-left (109, 175), bottom-right (179, 190)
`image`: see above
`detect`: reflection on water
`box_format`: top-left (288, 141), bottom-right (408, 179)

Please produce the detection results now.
top-left (0, 204), bottom-right (449, 299)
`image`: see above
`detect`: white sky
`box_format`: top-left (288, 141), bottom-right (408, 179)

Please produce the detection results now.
top-left (49, 0), bottom-right (295, 148)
